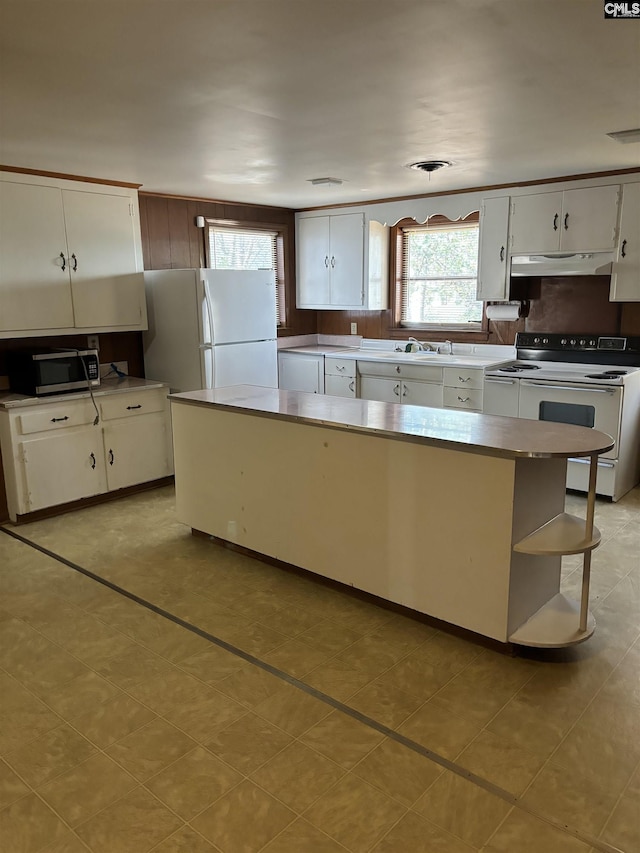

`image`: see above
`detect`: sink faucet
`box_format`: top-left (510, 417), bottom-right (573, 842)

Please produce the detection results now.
top-left (406, 337), bottom-right (435, 352)
top-left (437, 340), bottom-right (453, 355)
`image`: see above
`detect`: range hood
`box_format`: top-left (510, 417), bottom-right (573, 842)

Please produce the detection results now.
top-left (510, 252), bottom-right (614, 277)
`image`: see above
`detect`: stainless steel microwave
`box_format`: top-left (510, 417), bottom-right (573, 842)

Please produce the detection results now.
top-left (7, 349), bottom-right (100, 396)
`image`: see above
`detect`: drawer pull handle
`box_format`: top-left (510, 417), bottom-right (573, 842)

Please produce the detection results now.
top-left (126, 404), bottom-right (142, 410)
top-left (393, 384), bottom-right (400, 396)
top-left (396, 365), bottom-right (401, 373)
top-left (59, 252), bottom-right (66, 271)
top-left (71, 253), bottom-right (78, 271)
top-left (458, 376), bottom-right (471, 383)
top-left (50, 416), bottom-right (69, 423)
top-left (108, 449), bottom-right (114, 466)
top-left (564, 213), bottom-right (569, 230)
top-left (336, 365), bottom-right (345, 372)
top-left (457, 396), bottom-right (470, 403)
top-left (402, 386), bottom-right (407, 397)
top-left (499, 245), bottom-right (505, 261)
top-left (621, 239), bottom-right (627, 258)
top-left (324, 255), bottom-right (329, 267)
top-left (553, 213), bottom-right (559, 231)
top-left (349, 380), bottom-right (355, 392)
top-left (90, 452), bottom-right (96, 469)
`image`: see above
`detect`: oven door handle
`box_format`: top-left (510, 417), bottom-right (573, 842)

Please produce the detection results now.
top-left (485, 378), bottom-right (517, 384)
top-left (520, 381), bottom-right (617, 394)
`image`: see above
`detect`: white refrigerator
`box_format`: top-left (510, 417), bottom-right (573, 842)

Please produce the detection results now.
top-left (143, 269), bottom-right (278, 392)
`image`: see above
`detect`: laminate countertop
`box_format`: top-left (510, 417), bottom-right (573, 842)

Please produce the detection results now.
top-left (0, 377), bottom-right (167, 409)
top-left (169, 385), bottom-right (614, 460)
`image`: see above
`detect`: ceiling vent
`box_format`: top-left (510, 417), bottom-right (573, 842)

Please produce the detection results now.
top-left (606, 128), bottom-right (640, 144)
top-left (407, 160), bottom-right (452, 173)
top-left (307, 177), bottom-right (344, 186)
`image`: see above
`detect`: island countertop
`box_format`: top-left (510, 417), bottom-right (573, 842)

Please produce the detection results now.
top-left (169, 385), bottom-right (614, 460)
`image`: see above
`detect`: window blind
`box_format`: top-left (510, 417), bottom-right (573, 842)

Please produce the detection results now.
top-left (400, 222), bottom-right (482, 328)
top-left (208, 226), bottom-right (281, 326)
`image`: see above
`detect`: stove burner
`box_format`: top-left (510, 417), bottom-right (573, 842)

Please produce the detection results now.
top-left (602, 370), bottom-right (627, 376)
top-left (585, 373), bottom-right (623, 380)
top-left (499, 364), bottom-right (541, 373)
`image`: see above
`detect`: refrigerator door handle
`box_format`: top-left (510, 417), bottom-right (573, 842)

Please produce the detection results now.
top-left (203, 281), bottom-right (216, 345)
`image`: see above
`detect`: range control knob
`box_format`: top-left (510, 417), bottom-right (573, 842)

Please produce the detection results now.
top-left (561, 338), bottom-right (567, 345)
top-left (570, 339), bottom-right (576, 345)
top-left (579, 339), bottom-right (586, 345)
top-left (542, 338), bottom-right (549, 344)
top-left (590, 339), bottom-right (597, 346)
top-left (534, 337), bottom-right (541, 344)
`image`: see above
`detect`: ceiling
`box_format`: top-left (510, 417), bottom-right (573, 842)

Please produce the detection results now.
top-left (1, 0), bottom-right (638, 209)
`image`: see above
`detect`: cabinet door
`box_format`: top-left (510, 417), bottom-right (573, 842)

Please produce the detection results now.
top-left (63, 190), bottom-right (145, 328)
top-left (359, 376), bottom-right (401, 403)
top-left (19, 429), bottom-right (107, 512)
top-left (561, 185), bottom-right (620, 252)
top-left (297, 216), bottom-right (331, 306)
top-left (103, 412), bottom-right (172, 491)
top-left (278, 353), bottom-right (324, 393)
top-left (402, 380), bottom-right (444, 408)
top-left (610, 183), bottom-right (640, 302)
top-left (0, 182), bottom-right (75, 331)
top-left (329, 213), bottom-right (364, 306)
top-left (477, 197), bottom-right (510, 301)
top-left (510, 192), bottom-right (562, 254)
top-left (325, 375), bottom-right (356, 398)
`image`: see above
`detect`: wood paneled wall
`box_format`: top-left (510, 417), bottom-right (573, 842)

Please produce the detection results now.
top-left (138, 193), bottom-right (316, 337)
top-left (318, 278), bottom-right (640, 344)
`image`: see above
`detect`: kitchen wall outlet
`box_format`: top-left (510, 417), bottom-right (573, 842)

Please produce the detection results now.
top-left (350, 323), bottom-right (358, 335)
top-left (227, 520), bottom-right (237, 541)
top-left (87, 335), bottom-right (100, 351)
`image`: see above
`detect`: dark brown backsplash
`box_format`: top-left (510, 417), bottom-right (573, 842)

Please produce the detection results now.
top-left (318, 276), bottom-right (639, 344)
top-left (0, 332), bottom-right (144, 379)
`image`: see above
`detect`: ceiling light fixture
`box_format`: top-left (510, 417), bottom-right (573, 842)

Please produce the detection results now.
top-left (606, 128), bottom-right (640, 144)
top-left (407, 160), bottom-right (453, 173)
top-left (307, 177), bottom-right (344, 186)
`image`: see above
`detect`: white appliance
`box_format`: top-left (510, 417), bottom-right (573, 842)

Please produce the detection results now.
top-left (483, 333), bottom-right (640, 501)
top-left (143, 269), bottom-right (278, 391)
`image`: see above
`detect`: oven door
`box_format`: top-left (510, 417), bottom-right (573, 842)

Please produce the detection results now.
top-left (518, 379), bottom-right (621, 459)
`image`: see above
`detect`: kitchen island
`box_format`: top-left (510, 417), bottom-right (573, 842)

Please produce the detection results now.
top-left (170, 386), bottom-right (614, 648)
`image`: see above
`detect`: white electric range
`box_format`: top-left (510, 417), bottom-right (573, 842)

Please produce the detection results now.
top-left (484, 333), bottom-right (640, 501)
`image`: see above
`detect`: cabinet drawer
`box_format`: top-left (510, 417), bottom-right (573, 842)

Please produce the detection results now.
top-left (357, 360), bottom-right (443, 382)
top-left (443, 367), bottom-right (484, 389)
top-left (443, 387), bottom-right (483, 411)
top-left (100, 390), bottom-right (167, 421)
top-left (324, 358), bottom-right (356, 377)
top-left (16, 401), bottom-right (97, 435)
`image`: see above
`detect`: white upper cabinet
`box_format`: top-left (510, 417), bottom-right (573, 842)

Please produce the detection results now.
top-left (297, 212), bottom-right (388, 309)
top-left (610, 182), bottom-right (640, 302)
top-left (63, 190), bottom-right (146, 328)
top-left (476, 196), bottom-right (510, 301)
top-left (510, 185), bottom-right (620, 254)
top-left (0, 182), bottom-right (75, 332)
top-left (0, 172), bottom-right (146, 338)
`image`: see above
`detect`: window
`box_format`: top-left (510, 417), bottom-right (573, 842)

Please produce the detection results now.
top-left (394, 215), bottom-right (483, 329)
top-left (206, 222), bottom-right (285, 326)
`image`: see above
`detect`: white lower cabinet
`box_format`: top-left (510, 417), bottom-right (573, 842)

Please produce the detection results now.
top-left (443, 367), bottom-right (484, 412)
top-left (324, 356), bottom-right (356, 398)
top-left (278, 352), bottom-right (325, 393)
top-left (0, 385), bottom-right (172, 520)
top-left (357, 362), bottom-right (444, 408)
top-left (19, 429), bottom-right (107, 512)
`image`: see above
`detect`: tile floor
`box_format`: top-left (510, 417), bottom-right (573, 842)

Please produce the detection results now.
top-left (0, 484), bottom-right (638, 853)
